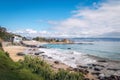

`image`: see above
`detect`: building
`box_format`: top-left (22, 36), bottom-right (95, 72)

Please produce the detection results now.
top-left (12, 36), bottom-right (22, 44)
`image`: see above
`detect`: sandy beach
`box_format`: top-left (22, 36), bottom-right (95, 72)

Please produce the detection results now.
top-left (2, 42), bottom-right (27, 61)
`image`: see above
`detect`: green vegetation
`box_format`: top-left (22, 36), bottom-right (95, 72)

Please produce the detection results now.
top-left (0, 26), bottom-right (22, 41)
top-left (21, 56), bottom-right (84, 80)
top-left (33, 37), bottom-right (59, 42)
top-left (0, 26), bottom-right (13, 41)
top-left (0, 49), bottom-right (84, 80)
top-left (0, 50), bottom-right (44, 80)
top-left (33, 37), bottom-right (72, 43)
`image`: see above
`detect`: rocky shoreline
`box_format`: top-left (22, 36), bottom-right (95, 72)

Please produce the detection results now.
top-left (23, 47), bottom-right (120, 80)
top-left (76, 55), bottom-right (120, 80)
top-left (3, 41), bottom-right (120, 80)
top-left (21, 44), bottom-right (120, 80)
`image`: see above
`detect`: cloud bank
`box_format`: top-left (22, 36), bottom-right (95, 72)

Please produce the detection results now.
top-left (15, 0), bottom-right (120, 38)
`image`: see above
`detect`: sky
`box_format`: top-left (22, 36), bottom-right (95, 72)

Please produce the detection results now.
top-left (0, 0), bottom-right (120, 38)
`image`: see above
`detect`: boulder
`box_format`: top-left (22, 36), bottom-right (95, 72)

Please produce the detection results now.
top-left (17, 52), bottom-right (25, 56)
top-left (107, 68), bottom-right (120, 71)
top-left (91, 72), bottom-right (101, 76)
top-left (94, 67), bottom-right (101, 71)
top-left (67, 48), bottom-right (71, 49)
top-left (54, 61), bottom-right (59, 64)
top-left (97, 60), bottom-right (107, 62)
top-left (77, 65), bottom-right (88, 69)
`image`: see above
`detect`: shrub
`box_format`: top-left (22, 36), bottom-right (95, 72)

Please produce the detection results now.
top-left (0, 50), bottom-right (84, 80)
top-left (54, 69), bottom-right (84, 80)
top-left (20, 56), bottom-right (84, 80)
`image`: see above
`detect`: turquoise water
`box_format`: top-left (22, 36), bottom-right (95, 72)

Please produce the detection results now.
top-left (44, 38), bottom-right (120, 61)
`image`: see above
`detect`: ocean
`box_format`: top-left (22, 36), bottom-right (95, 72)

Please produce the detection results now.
top-left (43, 38), bottom-right (120, 61)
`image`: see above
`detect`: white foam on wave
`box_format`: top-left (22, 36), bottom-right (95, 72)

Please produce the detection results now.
top-left (39, 48), bottom-right (96, 68)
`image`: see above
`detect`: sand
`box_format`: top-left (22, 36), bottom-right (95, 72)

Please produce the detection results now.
top-left (22, 40), bottom-right (47, 45)
top-left (2, 42), bottom-right (27, 61)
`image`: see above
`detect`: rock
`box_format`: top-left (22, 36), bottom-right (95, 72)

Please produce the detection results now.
top-left (97, 60), bottom-right (107, 62)
top-left (97, 64), bottom-right (105, 68)
top-left (41, 55), bottom-right (47, 58)
top-left (107, 68), bottom-right (120, 71)
top-left (54, 61), bottom-right (59, 64)
top-left (34, 53), bottom-right (40, 55)
top-left (38, 46), bottom-right (47, 48)
top-left (94, 67), bottom-right (101, 71)
top-left (79, 69), bottom-right (89, 74)
top-left (77, 65), bottom-right (88, 69)
top-left (89, 64), bottom-right (97, 67)
top-left (84, 69), bottom-right (89, 74)
top-left (87, 64), bottom-right (105, 68)
top-left (103, 75), bottom-right (120, 80)
top-left (17, 52), bottom-right (25, 56)
top-left (110, 75), bottom-right (120, 80)
top-left (35, 51), bottom-right (44, 55)
top-left (48, 57), bottom-right (52, 59)
top-left (89, 67), bottom-right (93, 69)
top-left (39, 51), bottom-right (45, 54)
top-left (91, 72), bottom-right (101, 76)
top-left (73, 68), bottom-right (79, 72)
top-left (67, 48), bottom-right (71, 49)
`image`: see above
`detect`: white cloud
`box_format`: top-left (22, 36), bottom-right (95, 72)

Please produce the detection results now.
top-left (14, 29), bottom-right (67, 38)
top-left (14, 0), bottom-right (120, 38)
top-left (49, 0), bottom-right (120, 37)
top-left (25, 29), bottom-right (37, 34)
top-left (14, 29), bottom-right (37, 34)
top-left (14, 29), bottom-right (36, 37)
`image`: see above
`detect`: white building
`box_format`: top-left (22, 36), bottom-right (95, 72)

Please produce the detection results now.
top-left (12, 36), bottom-right (22, 44)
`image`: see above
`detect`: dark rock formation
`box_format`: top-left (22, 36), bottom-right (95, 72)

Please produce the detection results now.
top-left (94, 67), bottom-right (101, 71)
top-left (17, 52), bottom-right (25, 56)
top-left (77, 65), bottom-right (88, 69)
top-left (107, 68), bottom-right (120, 71)
top-left (97, 60), bottom-right (107, 62)
top-left (54, 61), bottom-right (59, 64)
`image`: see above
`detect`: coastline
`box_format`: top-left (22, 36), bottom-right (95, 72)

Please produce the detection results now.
top-left (37, 48), bottom-right (120, 79)
top-left (2, 41), bottom-right (120, 80)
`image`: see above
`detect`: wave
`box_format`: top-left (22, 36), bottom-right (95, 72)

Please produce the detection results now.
top-left (39, 48), bottom-right (96, 68)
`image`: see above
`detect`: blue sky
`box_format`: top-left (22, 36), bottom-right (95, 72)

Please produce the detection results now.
top-left (0, 0), bottom-right (102, 30)
top-left (0, 0), bottom-right (120, 37)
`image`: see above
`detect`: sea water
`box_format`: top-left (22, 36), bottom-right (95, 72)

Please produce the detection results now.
top-left (43, 38), bottom-right (120, 61)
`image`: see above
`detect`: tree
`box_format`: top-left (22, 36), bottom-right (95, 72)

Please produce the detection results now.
top-left (0, 26), bottom-right (7, 33)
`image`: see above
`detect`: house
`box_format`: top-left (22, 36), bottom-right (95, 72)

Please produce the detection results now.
top-left (12, 36), bottom-right (22, 44)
